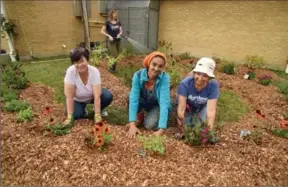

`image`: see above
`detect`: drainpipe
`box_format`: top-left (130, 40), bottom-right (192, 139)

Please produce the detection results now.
top-left (1, 0), bottom-right (16, 62)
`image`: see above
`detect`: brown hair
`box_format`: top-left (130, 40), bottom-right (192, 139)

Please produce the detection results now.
top-left (109, 8), bottom-right (119, 21)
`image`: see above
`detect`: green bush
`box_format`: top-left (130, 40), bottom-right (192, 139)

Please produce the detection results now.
top-left (1, 83), bottom-right (19, 102)
top-left (245, 55), bottom-right (265, 69)
top-left (259, 75), bottom-right (272, 86)
top-left (272, 128), bottom-right (288, 139)
top-left (17, 108), bottom-right (33, 123)
top-left (220, 60), bottom-right (236, 75)
top-left (247, 71), bottom-right (256, 80)
top-left (2, 62), bottom-right (29, 89)
top-left (3, 99), bottom-right (30, 112)
top-left (178, 52), bottom-right (193, 60)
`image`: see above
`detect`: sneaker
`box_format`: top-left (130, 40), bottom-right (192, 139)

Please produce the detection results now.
top-left (101, 110), bottom-right (108, 117)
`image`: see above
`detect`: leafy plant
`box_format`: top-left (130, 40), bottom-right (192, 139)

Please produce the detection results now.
top-left (220, 60), bottom-right (236, 75)
top-left (184, 115), bottom-right (219, 146)
top-left (272, 128), bottom-right (288, 139)
top-left (169, 70), bottom-right (181, 89)
top-left (107, 56), bottom-right (118, 69)
top-left (3, 99), bottom-right (30, 112)
top-left (17, 108), bottom-right (33, 123)
top-left (259, 75), bottom-right (272, 86)
top-left (44, 123), bottom-right (73, 136)
top-left (137, 135), bottom-right (167, 155)
top-left (2, 61), bottom-right (29, 89)
top-left (157, 40), bottom-right (173, 57)
top-left (247, 71), bottom-right (256, 80)
top-left (178, 52), bottom-right (193, 60)
top-left (243, 129), bottom-right (263, 145)
top-left (245, 55), bottom-right (266, 69)
top-left (1, 15), bottom-right (16, 34)
top-left (90, 45), bottom-right (108, 66)
top-left (84, 122), bottom-right (113, 151)
top-left (1, 84), bottom-right (18, 102)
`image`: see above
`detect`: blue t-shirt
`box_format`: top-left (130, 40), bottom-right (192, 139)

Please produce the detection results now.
top-left (176, 77), bottom-right (219, 111)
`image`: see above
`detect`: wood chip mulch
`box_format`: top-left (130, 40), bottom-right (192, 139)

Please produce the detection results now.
top-left (1, 58), bottom-right (288, 186)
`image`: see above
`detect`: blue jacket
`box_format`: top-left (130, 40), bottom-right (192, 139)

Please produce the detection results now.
top-left (129, 68), bottom-right (172, 129)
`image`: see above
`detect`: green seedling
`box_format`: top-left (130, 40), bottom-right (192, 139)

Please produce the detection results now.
top-left (17, 108), bottom-right (33, 123)
top-left (137, 135), bottom-right (167, 155)
top-left (3, 99), bottom-right (30, 112)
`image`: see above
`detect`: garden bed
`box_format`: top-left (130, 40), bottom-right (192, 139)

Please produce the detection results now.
top-left (1, 55), bottom-right (288, 186)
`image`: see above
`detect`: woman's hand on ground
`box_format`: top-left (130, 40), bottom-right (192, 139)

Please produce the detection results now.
top-left (153, 129), bottom-right (165, 136)
top-left (126, 122), bottom-right (141, 139)
top-left (63, 114), bottom-right (74, 125)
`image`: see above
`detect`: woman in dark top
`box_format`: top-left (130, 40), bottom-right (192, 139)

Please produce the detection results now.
top-left (101, 8), bottom-right (122, 72)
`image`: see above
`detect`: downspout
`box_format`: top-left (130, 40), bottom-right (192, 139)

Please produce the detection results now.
top-left (1, 0), bottom-right (16, 62)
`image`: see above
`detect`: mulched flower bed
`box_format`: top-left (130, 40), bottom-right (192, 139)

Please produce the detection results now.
top-left (1, 56), bottom-right (288, 186)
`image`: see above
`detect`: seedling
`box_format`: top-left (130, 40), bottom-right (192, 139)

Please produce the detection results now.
top-left (137, 135), bottom-right (167, 156)
top-left (220, 60), bottom-right (236, 75)
top-left (272, 128), bottom-right (288, 139)
top-left (17, 108), bottom-right (33, 123)
top-left (244, 71), bottom-right (256, 80)
top-left (243, 129), bottom-right (263, 145)
top-left (245, 55), bottom-right (266, 69)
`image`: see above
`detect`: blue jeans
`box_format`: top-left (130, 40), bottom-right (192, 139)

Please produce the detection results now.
top-left (66, 88), bottom-right (113, 120)
top-left (184, 105), bottom-right (207, 127)
top-left (139, 105), bottom-right (160, 130)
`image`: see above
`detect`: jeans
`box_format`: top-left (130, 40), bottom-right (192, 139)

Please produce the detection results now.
top-left (184, 105), bottom-right (207, 127)
top-left (65, 88), bottom-right (113, 120)
top-left (138, 105), bottom-right (160, 130)
top-left (109, 40), bottom-right (121, 58)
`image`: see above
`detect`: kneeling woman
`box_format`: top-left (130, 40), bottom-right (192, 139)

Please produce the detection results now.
top-left (177, 57), bottom-right (219, 132)
top-left (63, 47), bottom-right (113, 124)
top-left (126, 52), bottom-right (171, 138)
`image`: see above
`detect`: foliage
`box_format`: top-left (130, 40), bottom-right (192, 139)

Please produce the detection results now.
top-left (90, 45), bottom-right (108, 66)
top-left (184, 115), bottom-right (219, 146)
top-left (137, 135), bottom-right (167, 155)
top-left (220, 60), bottom-right (236, 75)
top-left (243, 129), bottom-right (263, 145)
top-left (2, 61), bottom-right (29, 89)
top-left (107, 55), bottom-right (118, 69)
top-left (44, 123), bottom-right (73, 136)
top-left (84, 122), bottom-right (113, 151)
top-left (157, 40), bottom-right (173, 57)
top-left (3, 99), bottom-right (30, 112)
top-left (169, 70), bottom-right (181, 89)
top-left (247, 71), bottom-right (256, 80)
top-left (259, 75), bottom-right (272, 86)
top-left (17, 108), bottom-right (33, 123)
top-left (272, 128), bottom-right (288, 139)
top-left (178, 52), bottom-right (193, 60)
top-left (1, 84), bottom-right (18, 102)
top-left (245, 55), bottom-right (266, 69)
top-left (284, 113), bottom-right (288, 120)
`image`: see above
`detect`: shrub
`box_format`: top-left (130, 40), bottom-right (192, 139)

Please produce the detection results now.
top-left (107, 56), bottom-right (118, 69)
top-left (3, 99), bottom-right (30, 112)
top-left (220, 60), bottom-right (236, 75)
top-left (247, 71), bottom-right (256, 80)
top-left (1, 84), bottom-right (18, 102)
top-left (178, 52), bottom-right (193, 60)
top-left (90, 46), bottom-right (108, 66)
top-left (2, 62), bottom-right (29, 89)
top-left (17, 108), bottom-right (33, 123)
top-left (245, 55), bottom-right (265, 69)
top-left (259, 75), bottom-right (272, 86)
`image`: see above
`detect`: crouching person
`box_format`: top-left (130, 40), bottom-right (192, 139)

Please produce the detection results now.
top-left (63, 47), bottom-right (113, 125)
top-left (176, 57), bottom-right (220, 136)
top-left (126, 51), bottom-right (172, 138)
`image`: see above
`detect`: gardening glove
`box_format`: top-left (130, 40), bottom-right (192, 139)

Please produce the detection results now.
top-left (63, 114), bottom-right (74, 125)
top-left (108, 36), bottom-right (113, 41)
top-left (116, 34), bottom-right (121, 39)
top-left (94, 113), bottom-right (102, 123)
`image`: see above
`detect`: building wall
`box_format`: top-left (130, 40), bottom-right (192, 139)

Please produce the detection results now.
top-left (158, 1), bottom-right (288, 68)
top-left (5, 0), bottom-right (106, 59)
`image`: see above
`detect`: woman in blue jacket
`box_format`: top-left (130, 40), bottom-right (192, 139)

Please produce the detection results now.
top-left (126, 51), bottom-right (171, 138)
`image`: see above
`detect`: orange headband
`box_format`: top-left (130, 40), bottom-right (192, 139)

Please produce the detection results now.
top-left (143, 51), bottom-right (167, 68)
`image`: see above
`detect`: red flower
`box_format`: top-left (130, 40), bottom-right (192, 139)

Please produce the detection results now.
top-left (43, 107), bottom-right (52, 115)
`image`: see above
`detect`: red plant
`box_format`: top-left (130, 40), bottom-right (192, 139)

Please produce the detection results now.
top-left (43, 106), bottom-right (52, 116)
top-left (280, 120), bottom-right (288, 129)
top-left (256, 110), bottom-right (265, 119)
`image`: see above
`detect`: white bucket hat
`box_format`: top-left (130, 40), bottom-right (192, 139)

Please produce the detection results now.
top-left (192, 57), bottom-right (216, 78)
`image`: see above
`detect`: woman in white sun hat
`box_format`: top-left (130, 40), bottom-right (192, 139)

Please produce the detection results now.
top-left (176, 57), bottom-right (220, 135)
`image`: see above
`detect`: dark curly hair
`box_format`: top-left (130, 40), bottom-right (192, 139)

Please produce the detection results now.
top-left (70, 47), bottom-right (90, 64)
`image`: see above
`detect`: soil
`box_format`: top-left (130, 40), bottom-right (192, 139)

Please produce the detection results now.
top-left (1, 56), bottom-right (288, 186)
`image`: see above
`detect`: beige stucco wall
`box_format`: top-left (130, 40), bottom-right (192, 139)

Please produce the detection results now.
top-left (4, 0), bottom-right (106, 59)
top-left (159, 1), bottom-right (288, 69)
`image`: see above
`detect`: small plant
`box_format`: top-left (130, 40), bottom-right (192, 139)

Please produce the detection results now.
top-left (3, 99), bottom-right (30, 112)
top-left (2, 61), bottom-right (29, 89)
top-left (220, 60), bottom-right (236, 75)
top-left (284, 113), bottom-right (288, 120)
top-left (107, 56), bottom-right (118, 69)
top-left (178, 52), bottom-right (192, 60)
top-left (272, 128), bottom-right (288, 139)
top-left (17, 108), bottom-right (33, 123)
top-left (1, 86), bottom-right (18, 102)
top-left (259, 75), bottom-right (272, 86)
top-left (247, 71), bottom-right (256, 80)
top-left (157, 40), bottom-right (173, 57)
top-left (169, 70), bottom-right (181, 89)
top-left (137, 135), bottom-right (167, 155)
top-left (90, 45), bottom-right (108, 66)
top-left (84, 122), bottom-right (113, 151)
top-left (184, 115), bottom-right (219, 146)
top-left (245, 55), bottom-right (266, 69)
top-left (243, 129), bottom-right (263, 145)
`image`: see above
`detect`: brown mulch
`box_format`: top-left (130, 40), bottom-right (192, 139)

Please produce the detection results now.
top-left (1, 57), bottom-right (288, 186)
